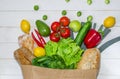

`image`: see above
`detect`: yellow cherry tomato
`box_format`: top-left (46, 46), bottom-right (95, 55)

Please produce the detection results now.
top-left (103, 16), bottom-right (116, 28)
top-left (20, 19), bottom-right (30, 34)
top-left (33, 47), bottom-right (45, 57)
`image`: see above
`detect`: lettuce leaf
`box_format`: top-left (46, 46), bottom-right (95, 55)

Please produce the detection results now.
top-left (45, 38), bottom-right (84, 69)
top-left (45, 41), bottom-right (58, 56)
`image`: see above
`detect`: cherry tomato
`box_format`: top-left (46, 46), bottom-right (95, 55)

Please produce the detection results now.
top-left (60, 27), bottom-right (70, 38)
top-left (59, 16), bottom-right (70, 27)
top-left (51, 21), bottom-right (61, 32)
top-left (50, 32), bottom-right (60, 42)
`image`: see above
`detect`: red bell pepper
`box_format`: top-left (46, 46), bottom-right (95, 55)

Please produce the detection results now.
top-left (84, 29), bottom-right (102, 48)
top-left (31, 29), bottom-right (46, 48)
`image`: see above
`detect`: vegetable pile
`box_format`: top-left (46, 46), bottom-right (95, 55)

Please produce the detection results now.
top-left (33, 38), bottom-right (84, 69)
top-left (45, 38), bottom-right (83, 68)
top-left (19, 14), bottom-right (116, 69)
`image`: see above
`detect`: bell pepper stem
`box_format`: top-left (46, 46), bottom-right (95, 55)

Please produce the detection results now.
top-left (98, 29), bottom-right (104, 38)
top-left (98, 24), bottom-right (111, 39)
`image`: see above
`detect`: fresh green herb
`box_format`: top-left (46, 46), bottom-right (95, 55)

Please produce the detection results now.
top-left (62, 10), bottom-right (67, 15)
top-left (65, 0), bottom-right (70, 3)
top-left (34, 5), bottom-right (39, 11)
top-left (87, 0), bottom-right (92, 5)
top-left (32, 38), bottom-right (84, 69)
top-left (87, 15), bottom-right (93, 22)
top-left (77, 11), bottom-right (82, 17)
top-left (105, 0), bottom-right (110, 4)
top-left (42, 15), bottom-right (48, 20)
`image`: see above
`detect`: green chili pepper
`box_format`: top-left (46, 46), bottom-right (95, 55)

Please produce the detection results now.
top-left (77, 11), bottom-right (82, 17)
top-left (34, 5), bottom-right (39, 11)
top-left (42, 15), bottom-right (48, 20)
top-left (62, 10), bottom-right (67, 15)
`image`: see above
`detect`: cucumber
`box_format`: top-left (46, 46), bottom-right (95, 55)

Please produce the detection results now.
top-left (74, 21), bottom-right (92, 46)
top-left (36, 20), bottom-right (51, 37)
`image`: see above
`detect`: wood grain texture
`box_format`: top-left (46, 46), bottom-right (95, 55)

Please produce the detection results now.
top-left (0, 0), bottom-right (120, 79)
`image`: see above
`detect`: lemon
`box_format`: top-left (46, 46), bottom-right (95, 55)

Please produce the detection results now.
top-left (33, 47), bottom-right (45, 57)
top-left (20, 19), bottom-right (30, 34)
top-left (103, 16), bottom-right (116, 28)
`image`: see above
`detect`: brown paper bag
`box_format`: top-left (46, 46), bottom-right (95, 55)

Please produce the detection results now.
top-left (14, 47), bottom-right (100, 79)
top-left (21, 65), bottom-right (99, 79)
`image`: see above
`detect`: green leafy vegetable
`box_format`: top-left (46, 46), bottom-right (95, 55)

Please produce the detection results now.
top-left (32, 55), bottom-right (66, 69)
top-left (45, 41), bottom-right (58, 56)
top-left (45, 38), bottom-right (84, 68)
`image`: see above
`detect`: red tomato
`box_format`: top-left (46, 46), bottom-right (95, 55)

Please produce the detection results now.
top-left (51, 21), bottom-right (61, 32)
top-left (60, 27), bottom-right (70, 38)
top-left (50, 32), bottom-right (60, 42)
top-left (59, 16), bottom-right (70, 27)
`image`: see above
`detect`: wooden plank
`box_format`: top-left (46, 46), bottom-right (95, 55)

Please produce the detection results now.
top-left (0, 0), bottom-right (120, 11)
top-left (0, 11), bottom-right (120, 27)
top-left (0, 75), bottom-right (23, 79)
top-left (0, 59), bottom-right (22, 75)
top-left (101, 41), bottom-right (120, 59)
top-left (97, 26), bottom-right (120, 48)
top-left (0, 75), bottom-right (120, 79)
top-left (0, 27), bottom-right (22, 42)
top-left (99, 59), bottom-right (120, 76)
top-left (0, 59), bottom-right (120, 77)
top-left (0, 0), bottom-right (120, 79)
top-left (98, 75), bottom-right (120, 79)
top-left (1, 74), bottom-right (120, 79)
top-left (1, 42), bottom-right (120, 59)
top-left (0, 43), bottom-right (19, 59)
top-left (0, 26), bottom-right (120, 43)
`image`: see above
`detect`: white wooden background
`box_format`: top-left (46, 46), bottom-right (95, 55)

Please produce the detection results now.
top-left (0, 0), bottom-right (120, 79)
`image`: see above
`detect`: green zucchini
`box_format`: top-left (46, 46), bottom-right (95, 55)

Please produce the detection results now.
top-left (36, 20), bottom-right (51, 37)
top-left (74, 21), bottom-right (92, 46)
